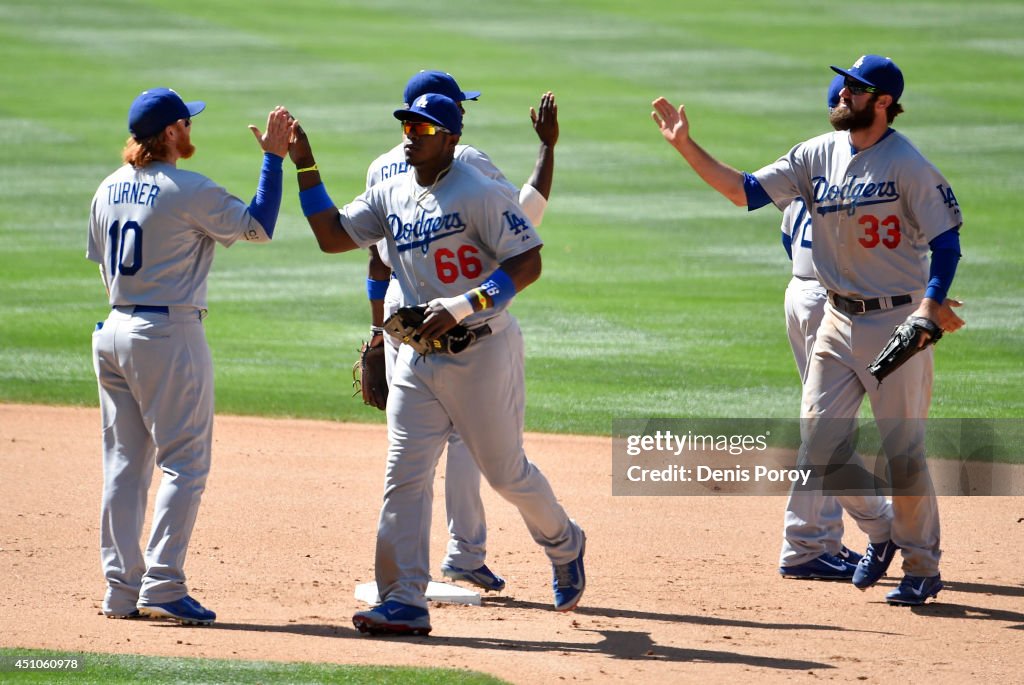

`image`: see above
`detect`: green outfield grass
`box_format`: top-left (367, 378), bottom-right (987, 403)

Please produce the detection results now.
top-left (2, 0), bottom-right (1022, 436)
top-left (0, 648), bottom-right (506, 684)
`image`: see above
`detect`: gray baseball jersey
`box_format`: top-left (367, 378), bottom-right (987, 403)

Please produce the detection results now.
top-left (755, 129), bottom-right (962, 299)
top-left (344, 159), bottom-right (541, 327)
top-left (368, 143), bottom-right (547, 268)
top-left (340, 158), bottom-right (582, 608)
top-left (88, 162), bottom-right (270, 306)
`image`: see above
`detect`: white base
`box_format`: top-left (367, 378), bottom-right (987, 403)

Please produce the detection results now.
top-left (354, 580), bottom-right (481, 606)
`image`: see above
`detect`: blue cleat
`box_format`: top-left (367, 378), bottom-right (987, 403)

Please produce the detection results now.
top-left (138, 595), bottom-right (216, 625)
top-left (779, 552), bottom-right (857, 581)
top-left (552, 536), bottom-right (586, 612)
top-left (441, 563), bottom-right (506, 592)
top-left (852, 540), bottom-right (899, 590)
top-left (352, 600), bottom-right (432, 636)
top-left (837, 545), bottom-right (864, 566)
top-left (886, 574), bottom-right (943, 605)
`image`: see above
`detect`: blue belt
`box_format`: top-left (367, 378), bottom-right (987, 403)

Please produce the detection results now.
top-left (116, 305), bottom-right (169, 314)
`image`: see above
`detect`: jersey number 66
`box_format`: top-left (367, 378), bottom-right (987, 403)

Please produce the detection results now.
top-left (435, 245), bottom-right (482, 284)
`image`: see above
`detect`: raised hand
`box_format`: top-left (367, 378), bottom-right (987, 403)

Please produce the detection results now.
top-left (287, 118), bottom-right (316, 168)
top-left (248, 106), bottom-right (295, 159)
top-left (531, 91), bottom-right (559, 147)
top-left (651, 97), bottom-right (690, 150)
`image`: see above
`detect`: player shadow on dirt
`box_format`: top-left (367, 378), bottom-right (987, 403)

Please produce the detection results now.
top-left (197, 622), bottom-right (833, 669)
top-left (150, 621), bottom-right (352, 639)
top-left (440, 628), bottom-right (834, 669)
top-left (939, 579), bottom-right (1024, 598)
top-left (482, 596), bottom-right (895, 635)
top-left (807, 576), bottom-right (1024, 603)
top-left (901, 602), bottom-right (1024, 629)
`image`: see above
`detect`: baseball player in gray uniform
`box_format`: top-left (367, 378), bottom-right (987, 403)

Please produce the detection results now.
top-left (777, 75), bottom-right (880, 580)
top-left (88, 87), bottom-right (294, 624)
top-left (289, 93), bottom-right (585, 635)
top-left (363, 71), bottom-right (557, 593)
top-left (653, 54), bottom-right (964, 605)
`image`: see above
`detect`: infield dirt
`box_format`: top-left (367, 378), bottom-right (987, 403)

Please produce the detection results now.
top-left (2, 404), bottom-right (1021, 683)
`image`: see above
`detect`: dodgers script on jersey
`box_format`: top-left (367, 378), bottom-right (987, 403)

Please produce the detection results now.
top-left (87, 162), bottom-right (270, 308)
top-left (366, 144), bottom-right (520, 269)
top-left (754, 130), bottom-right (962, 299)
top-left (340, 159), bottom-right (542, 327)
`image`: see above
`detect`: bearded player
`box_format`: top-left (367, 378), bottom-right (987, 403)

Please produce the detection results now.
top-left (654, 55), bottom-right (963, 605)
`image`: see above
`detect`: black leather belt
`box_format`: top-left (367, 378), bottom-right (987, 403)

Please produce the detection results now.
top-left (473, 324), bottom-right (492, 339)
top-left (829, 292), bottom-right (912, 316)
top-left (115, 305), bottom-right (169, 314)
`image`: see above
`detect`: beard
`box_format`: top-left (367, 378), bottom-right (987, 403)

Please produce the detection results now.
top-left (828, 95), bottom-right (878, 131)
top-left (176, 135), bottom-right (196, 160)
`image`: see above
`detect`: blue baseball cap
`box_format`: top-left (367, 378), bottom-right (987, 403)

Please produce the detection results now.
top-left (394, 93), bottom-right (463, 135)
top-left (830, 55), bottom-right (904, 102)
top-left (827, 74), bottom-right (844, 109)
top-left (128, 87), bottom-right (205, 140)
top-left (403, 70), bottom-right (480, 106)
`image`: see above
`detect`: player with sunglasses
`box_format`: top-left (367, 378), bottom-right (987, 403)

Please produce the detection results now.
top-left (289, 92), bottom-right (585, 635)
top-left (359, 71), bottom-right (560, 597)
top-left (654, 55), bottom-right (963, 606)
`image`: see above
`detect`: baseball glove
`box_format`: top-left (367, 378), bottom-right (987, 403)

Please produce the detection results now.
top-left (867, 315), bottom-right (943, 383)
top-left (352, 338), bottom-right (388, 410)
top-left (382, 305), bottom-right (478, 357)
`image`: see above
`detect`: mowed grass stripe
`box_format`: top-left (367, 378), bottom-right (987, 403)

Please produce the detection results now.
top-left (0, 648), bottom-right (508, 685)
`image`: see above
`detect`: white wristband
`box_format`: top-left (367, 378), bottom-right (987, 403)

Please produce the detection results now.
top-left (430, 295), bottom-right (474, 323)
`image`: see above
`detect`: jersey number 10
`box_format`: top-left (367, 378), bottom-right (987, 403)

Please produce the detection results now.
top-left (107, 220), bottom-right (143, 276)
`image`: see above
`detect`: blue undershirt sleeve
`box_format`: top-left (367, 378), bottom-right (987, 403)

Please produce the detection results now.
top-left (248, 153), bottom-right (284, 238)
top-left (925, 227), bottom-right (962, 303)
top-left (743, 173), bottom-right (774, 211)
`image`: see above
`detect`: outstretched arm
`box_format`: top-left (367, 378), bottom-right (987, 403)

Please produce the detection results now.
top-left (525, 91), bottom-right (558, 200)
top-left (651, 97), bottom-right (747, 207)
top-left (248, 105), bottom-right (294, 159)
top-left (512, 92), bottom-right (559, 227)
top-left (288, 120), bottom-right (360, 253)
top-left (242, 106), bottom-right (296, 238)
